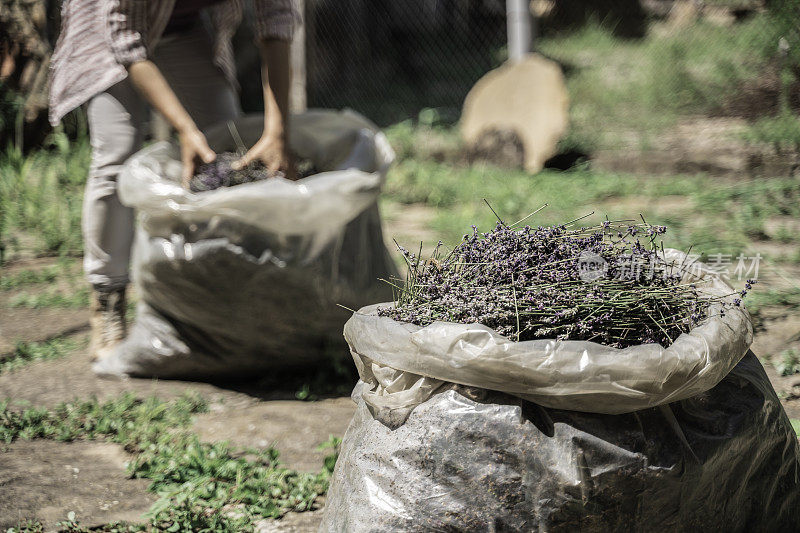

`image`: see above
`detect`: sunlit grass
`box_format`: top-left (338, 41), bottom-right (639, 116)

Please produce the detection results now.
top-left (0, 393), bottom-right (340, 531)
top-left (0, 131), bottom-right (89, 259)
top-left (537, 15), bottom-right (786, 149)
top-left (385, 154), bottom-right (800, 254)
top-left (0, 336), bottom-right (84, 373)
top-left (742, 113), bottom-right (800, 152)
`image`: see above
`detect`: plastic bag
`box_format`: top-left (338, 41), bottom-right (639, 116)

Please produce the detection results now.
top-left (322, 354), bottom-right (800, 531)
top-left (345, 249), bottom-right (753, 419)
top-left (94, 110), bottom-right (398, 379)
top-left (321, 254), bottom-right (800, 530)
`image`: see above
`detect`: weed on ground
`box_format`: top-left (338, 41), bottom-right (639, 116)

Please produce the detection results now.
top-left (7, 286), bottom-right (90, 309)
top-left (775, 349), bottom-right (800, 377)
top-left (0, 266), bottom-right (60, 290)
top-left (0, 133), bottom-right (88, 260)
top-left (0, 393), bottom-right (339, 532)
top-left (0, 337), bottom-right (84, 373)
top-left (742, 113), bottom-right (800, 152)
top-left (538, 15), bottom-right (792, 150)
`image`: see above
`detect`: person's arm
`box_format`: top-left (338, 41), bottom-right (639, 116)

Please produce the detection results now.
top-left (127, 61), bottom-right (215, 185)
top-left (233, 0), bottom-right (299, 179)
top-left (232, 39), bottom-right (293, 178)
top-left (105, 0), bottom-right (215, 185)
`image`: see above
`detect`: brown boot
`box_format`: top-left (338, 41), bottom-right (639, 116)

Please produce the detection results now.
top-left (89, 287), bottom-right (128, 362)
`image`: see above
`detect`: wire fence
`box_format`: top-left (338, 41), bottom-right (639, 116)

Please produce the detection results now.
top-left (304, 0), bottom-right (508, 126)
top-left (300, 0), bottom-right (799, 127)
top-left (1, 0), bottom-right (798, 141)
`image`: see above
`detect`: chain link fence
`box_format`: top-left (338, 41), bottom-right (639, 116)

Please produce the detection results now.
top-left (300, 0), bottom-right (798, 129)
top-left (1, 0), bottom-right (798, 144)
top-left (303, 0), bottom-right (508, 126)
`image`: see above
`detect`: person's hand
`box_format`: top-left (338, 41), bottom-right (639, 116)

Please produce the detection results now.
top-left (233, 133), bottom-right (297, 181)
top-left (179, 126), bottom-right (216, 187)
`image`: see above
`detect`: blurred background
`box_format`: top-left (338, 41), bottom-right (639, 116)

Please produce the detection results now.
top-left (1, 2), bottom-right (800, 527)
top-left (2, 0), bottom-right (799, 325)
top-left (1, 0), bottom-right (799, 296)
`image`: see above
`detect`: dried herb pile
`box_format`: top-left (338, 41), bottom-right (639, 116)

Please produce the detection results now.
top-left (189, 152), bottom-right (317, 192)
top-left (379, 217), bottom-right (753, 348)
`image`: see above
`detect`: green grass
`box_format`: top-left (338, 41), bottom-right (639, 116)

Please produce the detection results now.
top-left (1, 261), bottom-right (88, 309)
top-left (745, 288), bottom-right (800, 315)
top-left (383, 112), bottom-right (463, 165)
top-left (693, 177), bottom-right (800, 241)
top-left (1, 393), bottom-right (339, 531)
top-left (384, 155), bottom-right (800, 256)
top-left (537, 15), bottom-right (787, 149)
top-left (0, 132), bottom-right (88, 260)
top-left (0, 256), bottom-right (78, 290)
top-left (792, 419), bottom-right (800, 438)
top-left (0, 337), bottom-right (83, 373)
top-left (742, 113), bottom-right (800, 152)
top-left (775, 349), bottom-right (800, 377)
top-left (0, 266), bottom-right (60, 290)
top-left (7, 286), bottom-right (90, 309)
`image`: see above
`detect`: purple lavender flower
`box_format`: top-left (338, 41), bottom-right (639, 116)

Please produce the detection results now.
top-left (378, 219), bottom-right (744, 349)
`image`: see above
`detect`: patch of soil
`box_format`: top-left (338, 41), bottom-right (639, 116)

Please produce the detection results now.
top-left (0, 349), bottom-right (356, 469)
top-left (381, 202), bottom-right (441, 263)
top-left (1, 256), bottom-right (69, 275)
top-left (0, 346), bottom-right (354, 530)
top-left (0, 440), bottom-right (155, 530)
top-left (592, 117), bottom-right (800, 178)
top-left (752, 314), bottom-right (800, 361)
top-left (0, 258), bottom-right (89, 354)
top-left (255, 507), bottom-right (326, 532)
top-left (0, 307), bottom-right (89, 355)
top-left (195, 398), bottom-right (355, 473)
top-left (717, 62), bottom-right (800, 120)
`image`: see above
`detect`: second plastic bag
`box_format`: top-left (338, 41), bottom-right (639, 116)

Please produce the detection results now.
top-left (321, 253), bottom-right (800, 531)
top-left (322, 354), bottom-right (800, 531)
top-left (94, 110), bottom-right (398, 379)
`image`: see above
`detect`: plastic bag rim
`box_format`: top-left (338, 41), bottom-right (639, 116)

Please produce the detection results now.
top-left (342, 249), bottom-right (753, 413)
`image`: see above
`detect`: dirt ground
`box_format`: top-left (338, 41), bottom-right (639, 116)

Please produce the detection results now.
top-left (0, 336), bottom-right (355, 530)
top-left (592, 117), bottom-right (800, 179)
top-left (0, 258), bottom-right (356, 531)
top-left (2, 209), bottom-right (800, 530)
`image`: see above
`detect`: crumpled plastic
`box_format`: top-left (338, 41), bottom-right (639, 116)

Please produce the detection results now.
top-left (93, 110), bottom-right (398, 379)
top-left (320, 254), bottom-right (800, 531)
top-left (322, 354), bottom-right (800, 531)
top-left (347, 250), bottom-right (753, 420)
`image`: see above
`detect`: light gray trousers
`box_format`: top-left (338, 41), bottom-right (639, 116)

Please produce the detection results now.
top-left (84, 25), bottom-right (239, 290)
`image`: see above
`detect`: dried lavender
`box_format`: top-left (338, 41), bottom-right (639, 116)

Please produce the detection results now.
top-left (379, 219), bottom-right (753, 348)
top-left (189, 152), bottom-right (317, 192)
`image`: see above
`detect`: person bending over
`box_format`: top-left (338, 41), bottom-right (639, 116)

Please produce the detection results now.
top-left (49, 0), bottom-right (299, 360)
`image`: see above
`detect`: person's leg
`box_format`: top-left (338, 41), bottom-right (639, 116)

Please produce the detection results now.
top-left (83, 80), bottom-right (145, 358)
top-left (153, 25), bottom-right (240, 131)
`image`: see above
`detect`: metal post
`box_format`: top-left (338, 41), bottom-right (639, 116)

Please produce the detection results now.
top-left (506, 0), bottom-right (531, 62)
